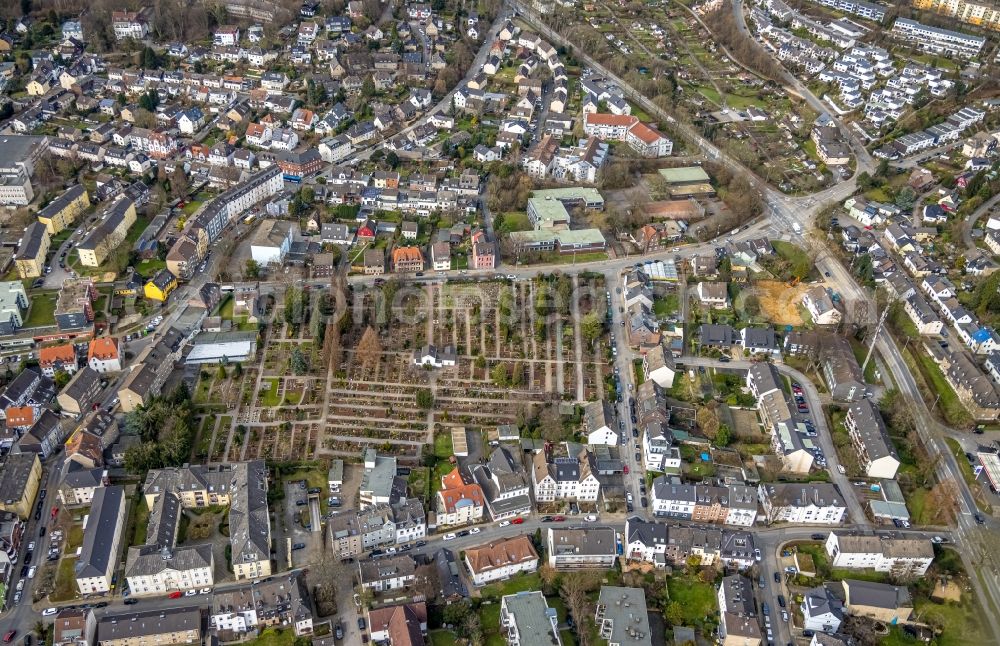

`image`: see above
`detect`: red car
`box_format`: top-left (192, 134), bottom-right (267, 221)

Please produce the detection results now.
top-left (623, 465), bottom-right (630, 475)
top-left (552, 515), bottom-right (566, 522)
top-left (4, 631), bottom-right (16, 643)
top-left (50, 507), bottom-right (58, 519)
top-left (511, 517), bottom-right (524, 525)
top-left (168, 591), bottom-right (183, 599)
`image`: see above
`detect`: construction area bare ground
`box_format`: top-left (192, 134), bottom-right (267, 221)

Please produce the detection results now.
top-left (752, 280), bottom-right (807, 326)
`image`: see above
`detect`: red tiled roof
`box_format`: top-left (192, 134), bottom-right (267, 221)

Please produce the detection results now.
top-left (88, 337), bottom-right (119, 362)
top-left (38, 344), bottom-right (76, 366)
top-left (584, 113), bottom-right (638, 128)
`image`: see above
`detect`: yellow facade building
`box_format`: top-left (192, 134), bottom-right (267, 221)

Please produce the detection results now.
top-left (38, 185), bottom-right (90, 234)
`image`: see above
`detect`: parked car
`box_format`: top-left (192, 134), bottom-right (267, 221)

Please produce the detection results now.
top-left (292, 543), bottom-right (306, 550)
top-left (357, 618), bottom-right (366, 631)
top-left (442, 533), bottom-right (457, 541)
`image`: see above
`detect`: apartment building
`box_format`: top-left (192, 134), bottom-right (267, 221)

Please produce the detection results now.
top-left (547, 527), bottom-right (618, 569)
top-left (97, 607), bottom-right (201, 646)
top-left (38, 185), bottom-right (90, 234)
top-left (88, 337), bottom-right (122, 373)
top-left (53, 609), bottom-right (97, 646)
top-left (0, 453), bottom-right (42, 519)
top-left (825, 533), bottom-right (934, 576)
top-left (500, 592), bottom-right (561, 646)
top-left (531, 447), bottom-right (601, 502)
top-left (463, 536), bottom-right (539, 586)
top-left (127, 461), bottom-right (268, 595)
top-left (359, 554), bottom-right (416, 592)
top-left (759, 483), bottom-right (847, 524)
top-left (75, 485), bottom-right (126, 594)
top-left (912, 0), bottom-right (1000, 30)
top-left (470, 446), bottom-right (532, 521)
top-left (38, 343), bottom-right (78, 378)
top-left (0, 281), bottom-right (29, 335)
top-left (717, 575), bottom-right (762, 646)
top-left (15, 222), bottom-right (50, 279)
top-left (436, 467), bottom-right (485, 527)
top-left (77, 197), bottom-right (136, 267)
top-left (595, 586), bottom-right (652, 646)
top-left (117, 329), bottom-right (184, 413)
top-left (211, 575), bottom-right (313, 639)
top-left (54, 278), bottom-right (95, 332)
top-left (167, 167), bottom-right (283, 272)
top-left (844, 400), bottom-right (900, 479)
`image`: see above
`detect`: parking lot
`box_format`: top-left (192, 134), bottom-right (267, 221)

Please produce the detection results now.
top-left (278, 480), bottom-right (325, 571)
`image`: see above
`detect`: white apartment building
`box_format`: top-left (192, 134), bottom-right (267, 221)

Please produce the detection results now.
top-left (759, 483), bottom-right (847, 524)
top-left (531, 450), bottom-right (601, 502)
top-left (889, 18), bottom-right (985, 58)
top-left (825, 533), bottom-right (934, 576)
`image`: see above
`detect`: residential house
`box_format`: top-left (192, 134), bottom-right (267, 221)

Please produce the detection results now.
top-left (464, 536), bottom-right (538, 586)
top-left (696, 281), bottom-right (729, 309)
top-left (717, 575), bottom-right (762, 646)
top-left (802, 285), bottom-right (842, 326)
top-left (436, 468), bottom-right (484, 527)
top-left (759, 483), bottom-right (847, 524)
top-left (85, 337), bottom-right (121, 374)
top-left (546, 527), bottom-right (617, 569)
top-left (839, 579), bottom-right (912, 624)
top-left (531, 447), bottom-right (601, 503)
top-left (359, 555), bottom-right (416, 592)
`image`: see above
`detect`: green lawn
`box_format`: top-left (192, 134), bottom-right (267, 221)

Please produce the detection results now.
top-left (129, 496), bottom-right (150, 546)
top-left (550, 252), bottom-right (609, 265)
top-left (50, 557), bottom-right (79, 601)
top-left (429, 632), bottom-right (458, 646)
top-left (237, 628), bottom-right (296, 646)
top-left (627, 101), bottom-right (652, 122)
top-left (915, 353), bottom-right (973, 428)
top-left (433, 431), bottom-right (454, 459)
top-left (24, 292), bottom-right (58, 327)
top-left (136, 258), bottom-right (167, 276)
top-left (497, 211), bottom-right (531, 233)
top-left (182, 200), bottom-right (204, 216)
top-left (480, 572), bottom-right (542, 601)
top-left (653, 294), bottom-right (679, 318)
top-left (217, 295), bottom-right (234, 318)
top-left (771, 240), bottom-right (814, 280)
top-left (260, 377), bottom-right (281, 407)
top-left (666, 573), bottom-right (717, 627)
top-left (913, 598), bottom-right (984, 646)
